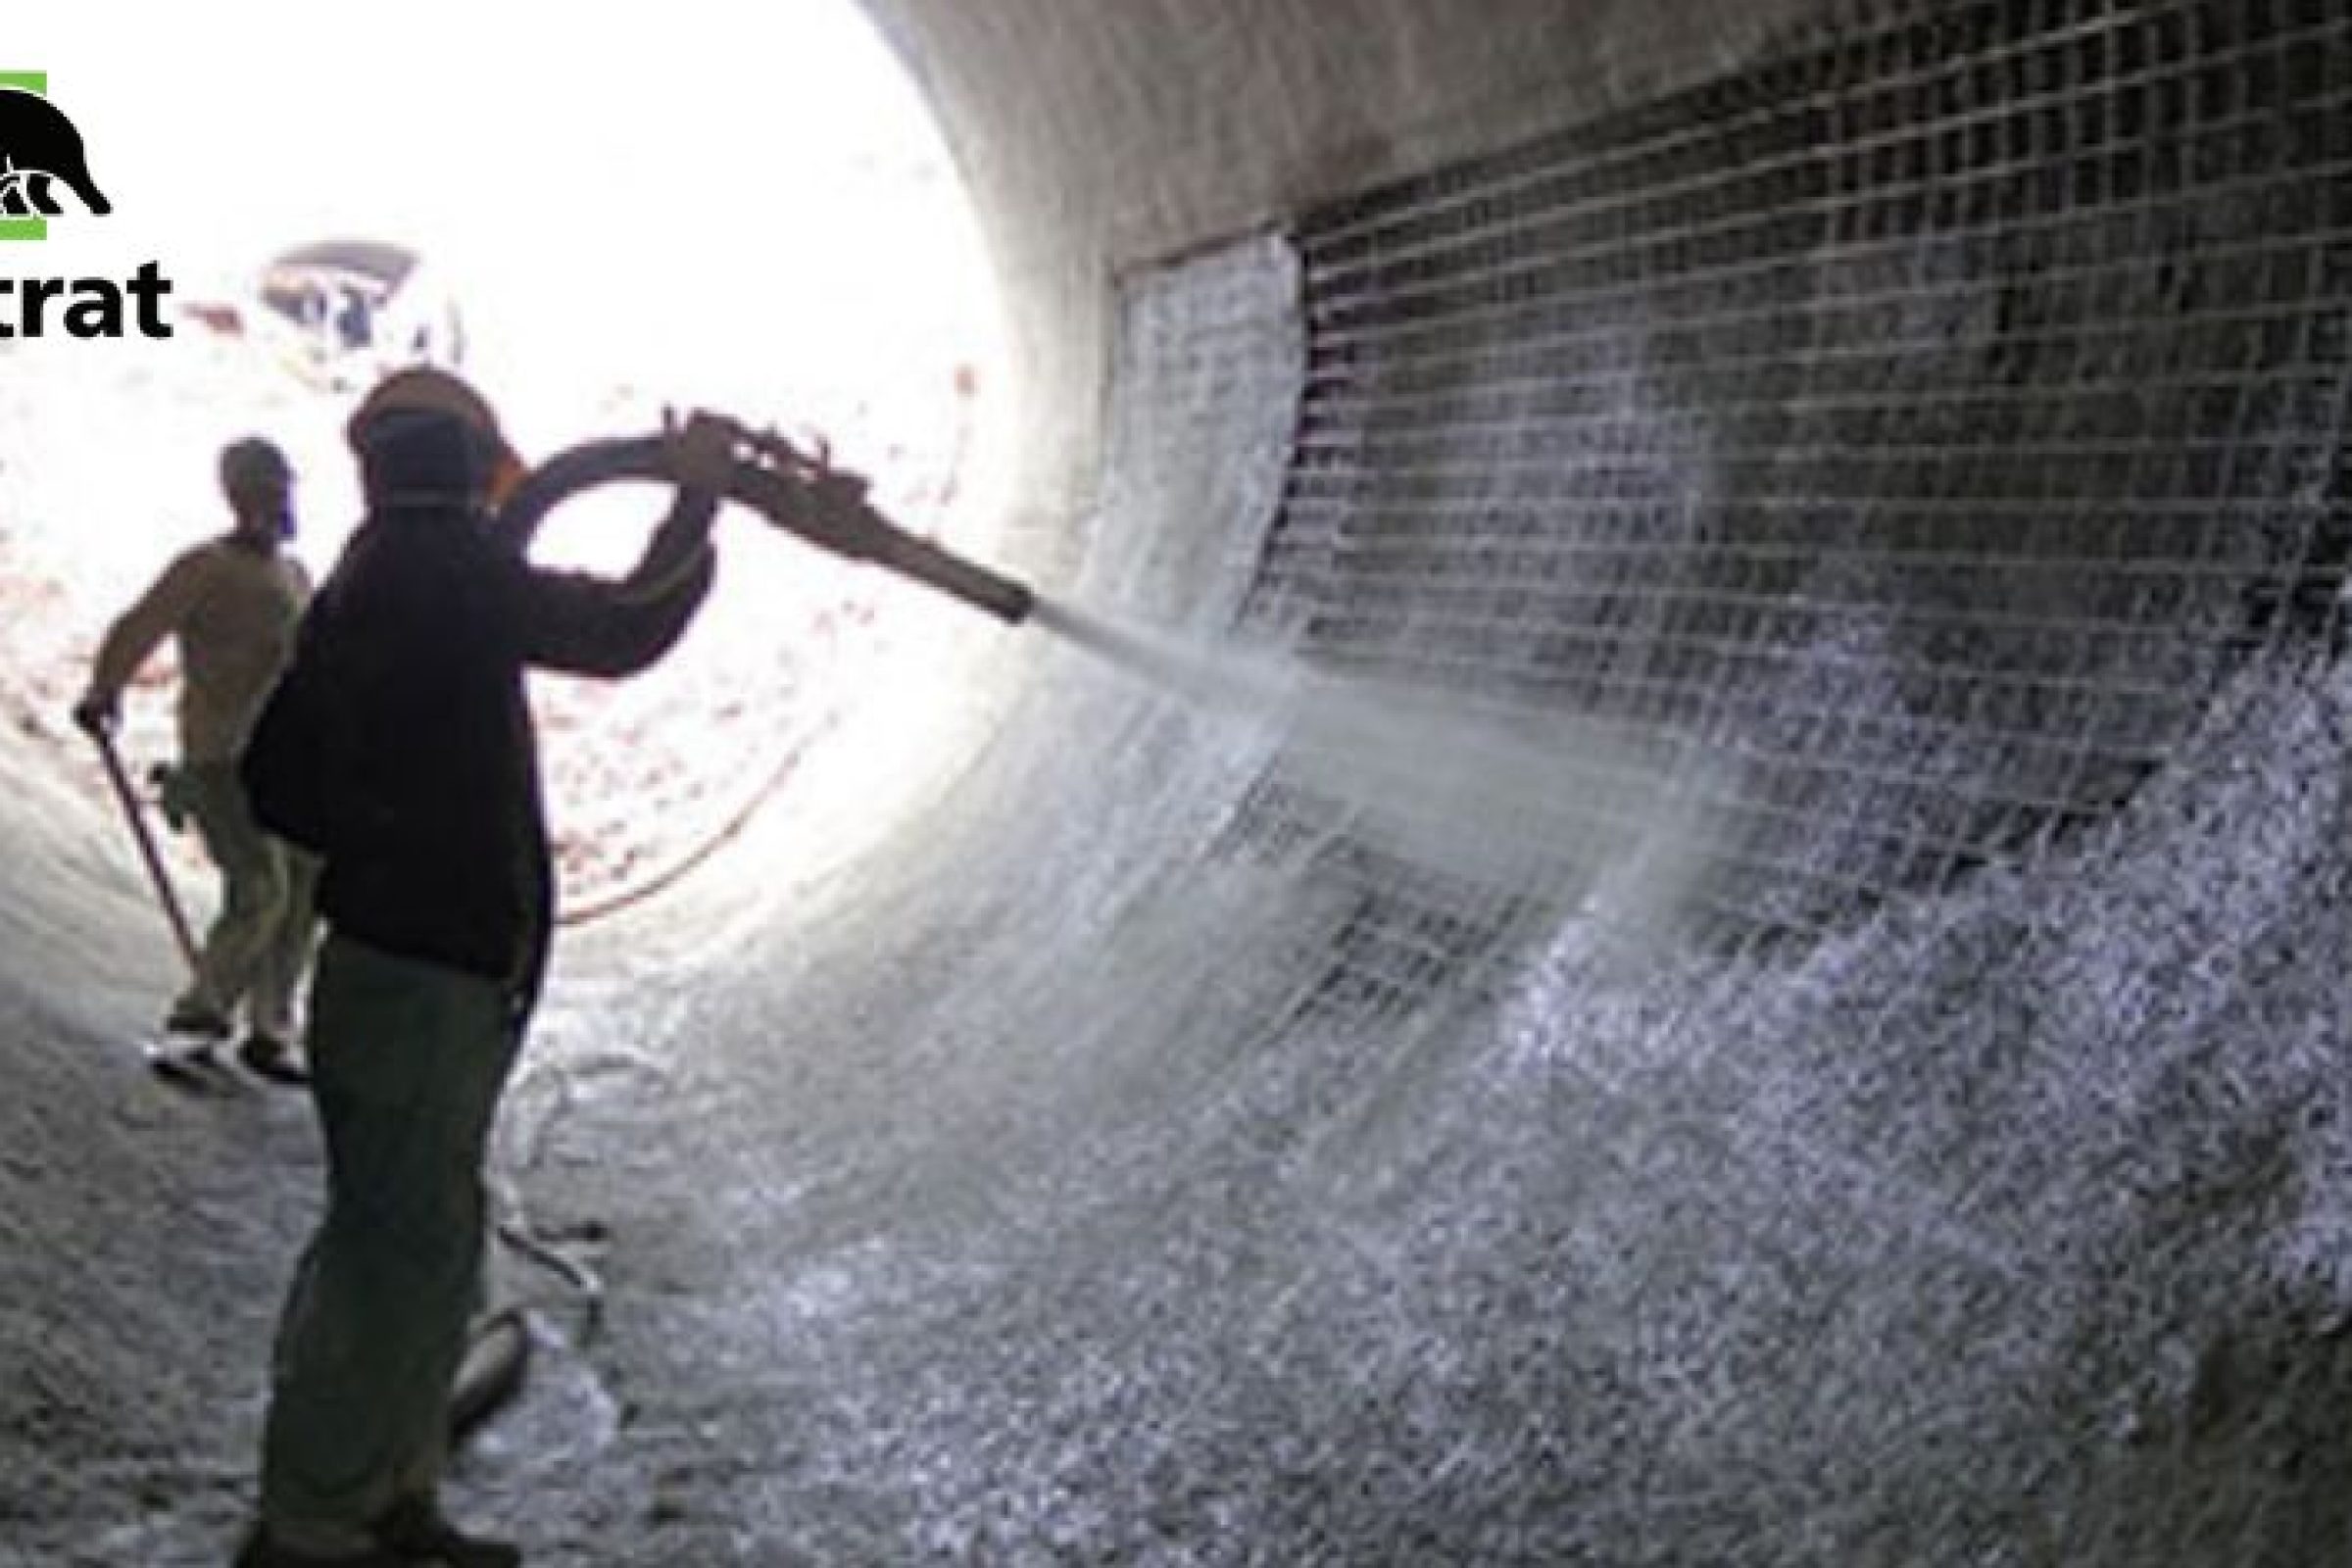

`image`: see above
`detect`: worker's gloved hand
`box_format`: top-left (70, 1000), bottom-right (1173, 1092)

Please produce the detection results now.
top-left (72, 690), bottom-right (118, 737)
top-left (149, 761), bottom-right (195, 833)
top-left (661, 409), bottom-right (742, 498)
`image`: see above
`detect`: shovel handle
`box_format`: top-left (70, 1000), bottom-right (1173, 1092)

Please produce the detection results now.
top-left (88, 726), bottom-right (201, 976)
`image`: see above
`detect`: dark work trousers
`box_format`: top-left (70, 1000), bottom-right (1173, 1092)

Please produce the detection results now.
top-left (256, 932), bottom-right (520, 1554)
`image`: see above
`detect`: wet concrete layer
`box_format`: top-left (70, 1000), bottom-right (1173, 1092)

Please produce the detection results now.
top-left (480, 214), bottom-right (2352, 1563)
top-left (8, 2), bottom-right (2352, 1564)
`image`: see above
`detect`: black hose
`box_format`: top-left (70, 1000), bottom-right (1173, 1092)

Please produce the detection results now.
top-left (493, 434), bottom-right (1035, 625)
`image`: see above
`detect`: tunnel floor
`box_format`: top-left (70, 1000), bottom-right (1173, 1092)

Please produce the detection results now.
top-left (8, 614), bottom-right (2352, 1565)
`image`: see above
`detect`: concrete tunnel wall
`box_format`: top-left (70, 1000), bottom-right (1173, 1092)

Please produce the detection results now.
top-left (9, 0), bottom-right (2352, 1563)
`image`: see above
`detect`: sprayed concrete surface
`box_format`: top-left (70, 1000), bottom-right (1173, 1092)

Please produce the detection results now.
top-left (10, 2), bottom-right (2352, 1565)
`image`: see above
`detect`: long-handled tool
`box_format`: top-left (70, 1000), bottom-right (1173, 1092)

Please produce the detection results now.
top-left (493, 424), bottom-right (1036, 624)
top-left (86, 721), bottom-right (200, 974)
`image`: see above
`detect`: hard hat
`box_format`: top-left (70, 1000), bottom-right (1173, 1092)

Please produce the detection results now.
top-left (347, 364), bottom-right (505, 455)
top-left (218, 435), bottom-right (292, 492)
top-left (347, 365), bottom-right (524, 507)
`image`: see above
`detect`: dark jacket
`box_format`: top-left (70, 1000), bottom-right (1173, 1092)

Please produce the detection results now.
top-left (243, 496), bottom-right (714, 1011)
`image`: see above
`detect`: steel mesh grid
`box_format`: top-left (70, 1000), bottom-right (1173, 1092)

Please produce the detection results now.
top-left (1234, 0), bottom-right (2352, 987)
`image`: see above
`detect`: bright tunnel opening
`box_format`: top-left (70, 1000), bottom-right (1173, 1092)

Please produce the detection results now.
top-left (3, 0), bottom-right (1008, 914)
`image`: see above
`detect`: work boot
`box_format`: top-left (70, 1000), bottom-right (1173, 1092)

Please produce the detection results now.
top-left (237, 1031), bottom-right (312, 1087)
top-left (165, 999), bottom-right (232, 1040)
top-left (231, 1524), bottom-right (407, 1566)
top-left (370, 1496), bottom-right (520, 1567)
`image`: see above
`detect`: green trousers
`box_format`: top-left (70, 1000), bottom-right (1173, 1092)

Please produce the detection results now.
top-left (174, 760), bottom-right (318, 1038)
top-left (257, 934), bottom-right (521, 1554)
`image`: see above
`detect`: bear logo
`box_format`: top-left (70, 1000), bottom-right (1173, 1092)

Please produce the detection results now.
top-left (0, 86), bottom-right (110, 220)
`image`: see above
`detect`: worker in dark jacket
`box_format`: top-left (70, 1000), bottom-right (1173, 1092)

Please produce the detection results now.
top-left (233, 366), bottom-right (740, 1568)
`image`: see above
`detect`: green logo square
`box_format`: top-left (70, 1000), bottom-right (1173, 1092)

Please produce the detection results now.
top-left (0, 72), bottom-right (54, 241)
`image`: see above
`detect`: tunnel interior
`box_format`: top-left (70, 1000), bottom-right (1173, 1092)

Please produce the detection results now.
top-left (8, 1), bottom-right (2352, 1564)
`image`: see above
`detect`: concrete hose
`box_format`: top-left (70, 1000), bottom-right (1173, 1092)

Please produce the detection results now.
top-left (493, 432), bottom-right (1035, 624)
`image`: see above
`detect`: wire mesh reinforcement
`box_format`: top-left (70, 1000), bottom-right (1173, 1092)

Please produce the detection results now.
top-left (1235, 0), bottom-right (2352, 992)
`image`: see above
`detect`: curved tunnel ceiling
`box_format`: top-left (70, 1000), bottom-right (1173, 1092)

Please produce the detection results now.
top-left (9, 2), bottom-right (2352, 1563)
